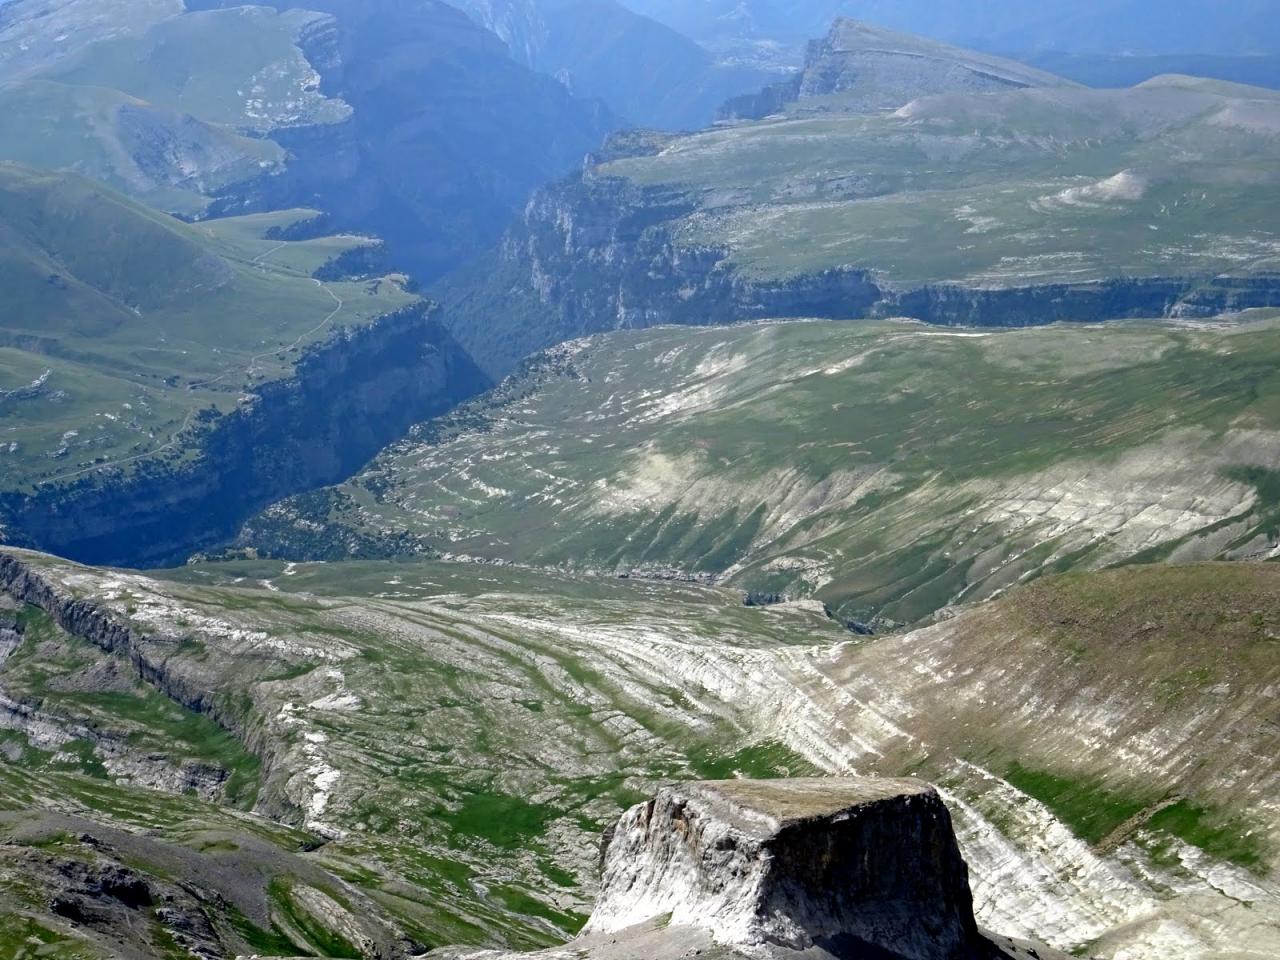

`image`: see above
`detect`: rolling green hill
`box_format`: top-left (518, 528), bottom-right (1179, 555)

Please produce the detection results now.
top-left (0, 0), bottom-right (348, 217)
top-left (45, 5), bottom-right (351, 133)
top-left (0, 549), bottom-right (1275, 958)
top-left (0, 79), bottom-right (283, 217)
top-left (0, 163), bottom-right (417, 491)
top-left (243, 312), bottom-right (1280, 626)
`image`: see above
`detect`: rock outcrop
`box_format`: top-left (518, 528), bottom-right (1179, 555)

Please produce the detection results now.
top-left (721, 18), bottom-right (1074, 120)
top-left (431, 777), bottom-right (1067, 960)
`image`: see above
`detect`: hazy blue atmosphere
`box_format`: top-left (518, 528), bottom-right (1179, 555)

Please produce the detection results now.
top-left (1, 1), bottom-right (1279, 959)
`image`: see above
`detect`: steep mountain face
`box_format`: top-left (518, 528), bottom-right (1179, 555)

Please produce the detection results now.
top-left (443, 0), bottom-right (546, 64)
top-left (1, 551), bottom-right (1275, 959)
top-left (722, 18), bottom-right (1074, 119)
top-left (444, 0), bottom-right (775, 130)
top-left (0, 165), bottom-right (488, 567)
top-left (536, 1), bottom-right (775, 131)
top-left (239, 315), bottom-right (1280, 627)
top-left (580, 779), bottom-right (996, 960)
top-left (436, 54), bottom-right (1280, 377)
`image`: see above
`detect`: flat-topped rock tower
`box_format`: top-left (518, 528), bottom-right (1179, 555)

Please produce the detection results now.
top-left (430, 777), bottom-right (1068, 960)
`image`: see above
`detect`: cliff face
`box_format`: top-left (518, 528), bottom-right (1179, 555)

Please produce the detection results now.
top-left (442, 168), bottom-right (885, 378)
top-left (0, 306), bottom-right (489, 568)
top-left (429, 777), bottom-right (1064, 960)
top-left (588, 779), bottom-right (984, 959)
top-left (442, 161), bottom-right (1280, 379)
top-left (437, 50), bottom-right (1280, 379)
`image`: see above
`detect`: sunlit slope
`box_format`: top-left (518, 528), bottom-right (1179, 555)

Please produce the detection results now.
top-left (45, 5), bottom-right (351, 133)
top-left (0, 551), bottom-right (848, 951)
top-left (0, 79), bottom-right (284, 217)
top-left (245, 314), bottom-right (1280, 625)
top-left (605, 77), bottom-right (1280, 286)
top-left (0, 164), bottom-right (417, 493)
top-left (0, 0), bottom-right (346, 215)
top-left (0, 0), bottom-right (348, 132)
top-left (1, 550), bottom-right (1276, 958)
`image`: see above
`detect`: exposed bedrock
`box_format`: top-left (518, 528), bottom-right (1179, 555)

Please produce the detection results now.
top-left (431, 778), bottom-right (1067, 960)
top-left (0, 305), bottom-right (489, 568)
top-left (0, 551), bottom-right (295, 821)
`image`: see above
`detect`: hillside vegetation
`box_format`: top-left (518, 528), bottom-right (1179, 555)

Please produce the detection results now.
top-left (243, 313), bottom-right (1280, 626)
top-left (0, 163), bottom-right (417, 493)
top-left (437, 29), bottom-right (1280, 376)
top-left (606, 76), bottom-right (1280, 286)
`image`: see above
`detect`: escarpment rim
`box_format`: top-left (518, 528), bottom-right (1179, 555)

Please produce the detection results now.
top-left (671, 776), bottom-right (938, 834)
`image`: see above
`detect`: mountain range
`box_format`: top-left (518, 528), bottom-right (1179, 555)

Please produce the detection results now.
top-left (1, 5), bottom-right (1279, 960)
top-left (436, 22), bottom-right (1280, 378)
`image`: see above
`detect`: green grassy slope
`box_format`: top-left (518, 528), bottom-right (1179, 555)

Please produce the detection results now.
top-left (0, 0), bottom-right (347, 217)
top-left (0, 163), bottom-right (417, 493)
top-left (243, 312), bottom-right (1280, 625)
top-left (1, 550), bottom-right (1276, 958)
top-left (0, 0), bottom-right (181, 81)
top-left (0, 79), bottom-right (284, 217)
top-left (603, 79), bottom-right (1280, 286)
top-left (47, 6), bottom-right (351, 133)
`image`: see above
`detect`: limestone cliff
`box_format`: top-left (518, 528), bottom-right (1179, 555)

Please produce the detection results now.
top-left (430, 778), bottom-right (1067, 960)
top-left (439, 156), bottom-right (1280, 379)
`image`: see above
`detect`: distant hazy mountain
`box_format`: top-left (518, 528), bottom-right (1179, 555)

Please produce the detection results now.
top-left (619, 0), bottom-right (1280, 65)
top-left (1025, 53), bottom-right (1280, 92)
top-left (446, 0), bottom-right (776, 129)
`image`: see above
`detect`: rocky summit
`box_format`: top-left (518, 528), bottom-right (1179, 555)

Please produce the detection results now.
top-left (431, 777), bottom-right (1064, 960)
